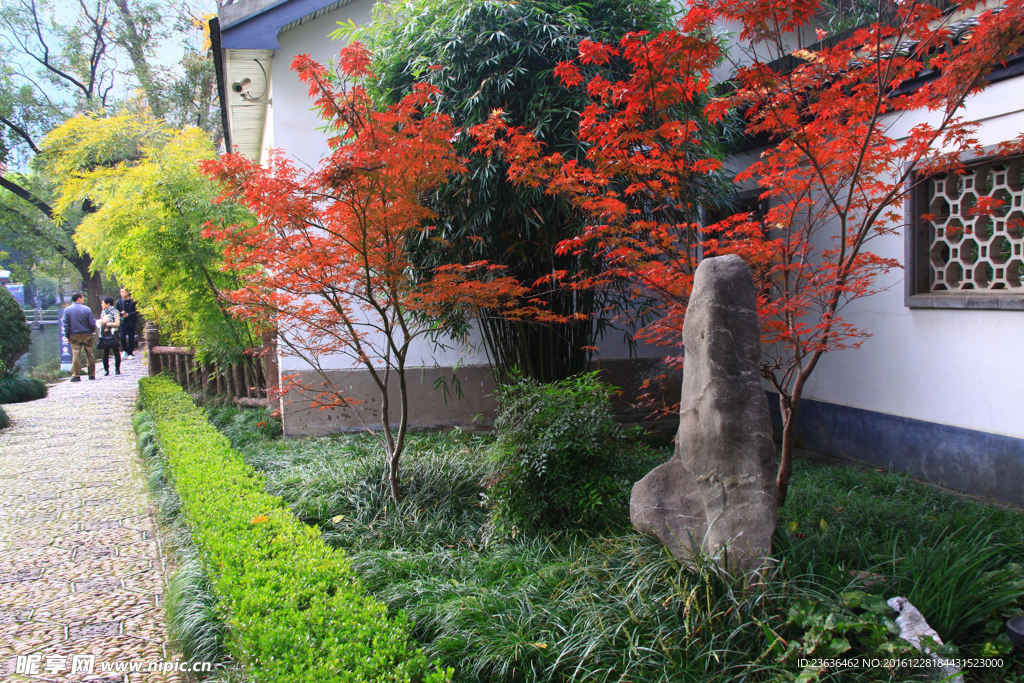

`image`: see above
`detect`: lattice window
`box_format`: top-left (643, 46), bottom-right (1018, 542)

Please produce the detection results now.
top-left (925, 159), bottom-right (1024, 292)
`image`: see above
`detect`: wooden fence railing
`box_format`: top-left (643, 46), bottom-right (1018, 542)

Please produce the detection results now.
top-left (144, 322), bottom-right (279, 406)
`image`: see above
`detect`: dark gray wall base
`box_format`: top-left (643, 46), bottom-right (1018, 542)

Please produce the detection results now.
top-left (766, 393), bottom-right (1024, 506)
top-left (280, 357), bottom-right (682, 437)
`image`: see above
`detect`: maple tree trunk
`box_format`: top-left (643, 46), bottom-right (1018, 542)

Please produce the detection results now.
top-left (777, 353), bottom-right (820, 508)
top-left (385, 449), bottom-right (402, 503)
top-left (777, 392), bottom-right (798, 509)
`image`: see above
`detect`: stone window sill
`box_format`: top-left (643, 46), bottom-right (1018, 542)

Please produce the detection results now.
top-left (906, 293), bottom-right (1024, 310)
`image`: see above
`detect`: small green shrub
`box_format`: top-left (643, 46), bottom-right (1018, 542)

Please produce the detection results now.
top-left (0, 288), bottom-right (30, 375)
top-left (30, 358), bottom-right (70, 384)
top-left (204, 402), bottom-right (282, 448)
top-left (485, 372), bottom-right (655, 533)
top-left (0, 405), bottom-right (9, 430)
top-left (138, 376), bottom-right (450, 683)
top-left (0, 372), bottom-right (47, 404)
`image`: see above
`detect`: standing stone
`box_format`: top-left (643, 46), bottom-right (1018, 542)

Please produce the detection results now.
top-left (630, 254), bottom-right (777, 571)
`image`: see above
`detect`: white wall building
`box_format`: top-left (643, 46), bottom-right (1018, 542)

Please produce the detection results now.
top-left (714, 5), bottom-right (1024, 505)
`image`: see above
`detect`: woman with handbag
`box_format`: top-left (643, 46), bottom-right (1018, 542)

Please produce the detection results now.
top-left (98, 296), bottom-right (122, 376)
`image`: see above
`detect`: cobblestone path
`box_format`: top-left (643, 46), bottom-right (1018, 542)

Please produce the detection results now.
top-left (0, 358), bottom-right (180, 682)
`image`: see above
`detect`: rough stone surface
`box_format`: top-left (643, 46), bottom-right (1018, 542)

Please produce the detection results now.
top-left (0, 358), bottom-right (181, 681)
top-left (630, 254), bottom-right (777, 570)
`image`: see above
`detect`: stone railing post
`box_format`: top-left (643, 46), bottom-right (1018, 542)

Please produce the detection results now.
top-left (145, 323), bottom-right (161, 376)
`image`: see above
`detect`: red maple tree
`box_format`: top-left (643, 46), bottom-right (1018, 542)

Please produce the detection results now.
top-left (473, 0), bottom-right (1024, 505)
top-left (202, 44), bottom-right (532, 501)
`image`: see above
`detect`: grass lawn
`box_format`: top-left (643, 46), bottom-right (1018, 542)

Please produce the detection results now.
top-left (210, 405), bottom-right (1024, 682)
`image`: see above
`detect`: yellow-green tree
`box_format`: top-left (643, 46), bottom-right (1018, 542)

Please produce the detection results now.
top-left (42, 113), bottom-right (256, 360)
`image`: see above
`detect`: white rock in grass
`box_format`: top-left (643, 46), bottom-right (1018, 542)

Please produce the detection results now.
top-left (887, 596), bottom-right (963, 683)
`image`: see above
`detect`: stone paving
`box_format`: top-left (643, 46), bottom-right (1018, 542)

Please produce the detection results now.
top-left (0, 357), bottom-right (181, 682)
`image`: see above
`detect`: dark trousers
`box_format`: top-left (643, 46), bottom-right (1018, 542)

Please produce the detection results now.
top-left (102, 347), bottom-right (121, 373)
top-left (120, 319), bottom-right (136, 356)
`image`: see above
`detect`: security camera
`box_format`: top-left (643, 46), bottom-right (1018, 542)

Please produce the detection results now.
top-left (232, 78), bottom-right (252, 95)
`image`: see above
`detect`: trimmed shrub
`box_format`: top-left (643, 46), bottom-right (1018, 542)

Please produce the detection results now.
top-left (138, 375), bottom-right (450, 683)
top-left (0, 373), bottom-right (48, 404)
top-left (484, 372), bottom-right (656, 533)
top-left (0, 405), bottom-right (9, 430)
top-left (0, 288), bottom-right (30, 375)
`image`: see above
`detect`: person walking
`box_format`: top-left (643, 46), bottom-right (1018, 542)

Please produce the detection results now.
top-left (61, 292), bottom-right (97, 382)
top-left (98, 296), bottom-right (122, 376)
top-left (116, 287), bottom-right (138, 360)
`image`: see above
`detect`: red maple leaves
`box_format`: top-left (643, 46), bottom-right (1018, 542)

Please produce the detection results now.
top-left (471, 0), bottom-right (1024, 504)
top-left (201, 43), bottom-right (534, 500)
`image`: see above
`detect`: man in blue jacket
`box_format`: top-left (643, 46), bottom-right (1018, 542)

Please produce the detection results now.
top-left (61, 292), bottom-right (97, 381)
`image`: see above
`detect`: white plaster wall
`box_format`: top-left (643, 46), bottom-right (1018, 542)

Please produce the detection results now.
top-left (265, 6), bottom-right (663, 372)
top-left (765, 77), bottom-right (1024, 439)
top-left (272, 0), bottom-right (376, 170)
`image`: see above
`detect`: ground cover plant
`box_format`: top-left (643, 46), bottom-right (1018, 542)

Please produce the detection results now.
top-left (222, 382), bottom-right (1024, 683)
top-left (136, 375), bottom-right (452, 683)
top-left (29, 358), bottom-right (70, 384)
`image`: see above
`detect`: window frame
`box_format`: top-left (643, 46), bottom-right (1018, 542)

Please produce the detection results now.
top-left (905, 148), bottom-right (1024, 311)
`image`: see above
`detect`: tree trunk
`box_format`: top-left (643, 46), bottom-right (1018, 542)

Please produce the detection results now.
top-left (385, 450), bottom-right (402, 503)
top-left (84, 270), bottom-right (103, 317)
top-left (112, 0), bottom-right (165, 119)
top-left (261, 330), bottom-right (279, 399)
top-left (776, 393), bottom-right (800, 508)
top-left (197, 60), bottom-right (216, 131)
top-left (234, 363), bottom-right (246, 398)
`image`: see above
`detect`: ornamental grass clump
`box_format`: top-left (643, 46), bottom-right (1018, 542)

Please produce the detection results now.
top-left (137, 375), bottom-right (451, 683)
top-left (0, 372), bottom-right (48, 404)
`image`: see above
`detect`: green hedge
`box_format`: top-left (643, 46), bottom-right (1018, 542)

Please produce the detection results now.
top-left (138, 375), bottom-right (450, 683)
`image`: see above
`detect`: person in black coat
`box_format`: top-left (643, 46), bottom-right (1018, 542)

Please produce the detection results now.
top-left (115, 287), bottom-right (138, 359)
